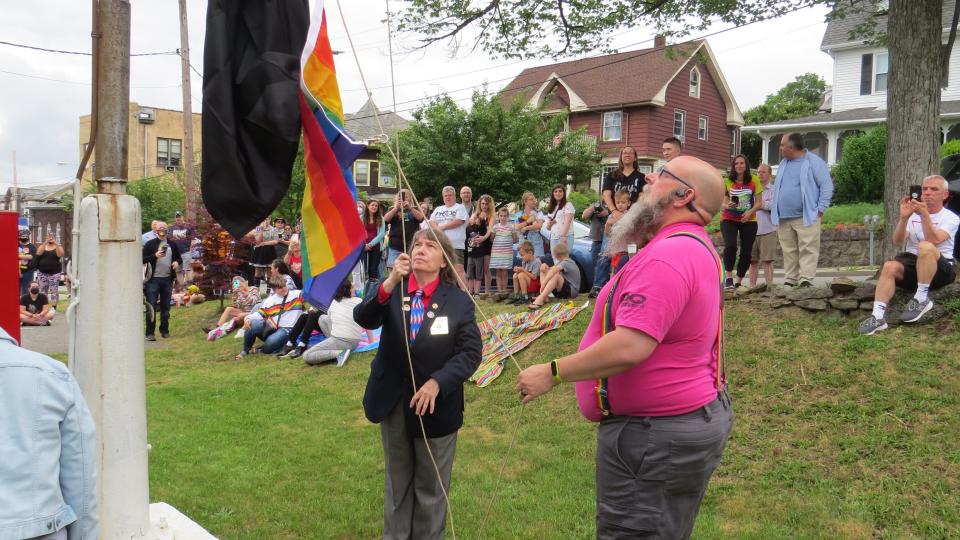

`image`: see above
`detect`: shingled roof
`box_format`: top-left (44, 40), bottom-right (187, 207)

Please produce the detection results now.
top-left (499, 39), bottom-right (743, 125)
top-left (742, 99), bottom-right (960, 131)
top-left (821, 0), bottom-right (955, 50)
top-left (344, 98), bottom-right (409, 144)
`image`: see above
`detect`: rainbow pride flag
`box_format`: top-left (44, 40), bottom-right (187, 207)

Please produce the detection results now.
top-left (299, 1), bottom-right (368, 309)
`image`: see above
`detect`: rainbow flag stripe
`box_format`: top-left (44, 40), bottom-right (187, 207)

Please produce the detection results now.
top-left (299, 1), bottom-right (367, 309)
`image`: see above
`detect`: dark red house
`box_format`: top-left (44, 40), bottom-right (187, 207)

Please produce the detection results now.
top-left (500, 38), bottom-right (744, 190)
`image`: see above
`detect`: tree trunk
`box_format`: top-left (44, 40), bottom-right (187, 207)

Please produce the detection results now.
top-left (883, 0), bottom-right (943, 260)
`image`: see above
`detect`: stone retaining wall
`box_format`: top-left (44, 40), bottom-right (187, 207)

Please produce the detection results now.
top-left (709, 226), bottom-right (879, 268)
top-left (730, 279), bottom-right (960, 327)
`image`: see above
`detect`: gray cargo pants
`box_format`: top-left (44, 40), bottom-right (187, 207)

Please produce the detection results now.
top-left (595, 392), bottom-right (733, 539)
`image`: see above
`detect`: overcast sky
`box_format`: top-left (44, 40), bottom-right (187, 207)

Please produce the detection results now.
top-left (0, 1), bottom-right (833, 191)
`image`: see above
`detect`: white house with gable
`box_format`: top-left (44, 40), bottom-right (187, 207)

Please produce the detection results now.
top-left (743, 0), bottom-right (960, 167)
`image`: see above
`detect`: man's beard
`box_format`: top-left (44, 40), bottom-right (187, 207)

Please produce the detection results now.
top-left (606, 191), bottom-right (671, 254)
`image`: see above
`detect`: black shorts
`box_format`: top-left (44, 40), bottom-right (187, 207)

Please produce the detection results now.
top-left (893, 252), bottom-right (957, 290)
top-left (554, 280), bottom-right (574, 299)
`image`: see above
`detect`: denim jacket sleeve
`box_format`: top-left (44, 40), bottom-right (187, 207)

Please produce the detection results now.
top-left (811, 155), bottom-right (834, 214)
top-left (61, 378), bottom-right (98, 540)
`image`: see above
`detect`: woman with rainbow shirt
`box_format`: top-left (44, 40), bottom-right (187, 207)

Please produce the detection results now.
top-left (721, 154), bottom-right (763, 289)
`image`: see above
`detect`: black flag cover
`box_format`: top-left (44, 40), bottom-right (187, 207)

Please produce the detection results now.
top-left (201, 0), bottom-right (310, 238)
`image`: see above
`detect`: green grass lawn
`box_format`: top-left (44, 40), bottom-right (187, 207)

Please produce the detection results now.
top-left (706, 203), bottom-right (883, 233)
top-left (145, 298), bottom-right (959, 539)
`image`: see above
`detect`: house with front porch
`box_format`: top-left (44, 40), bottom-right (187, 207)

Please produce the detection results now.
top-left (344, 98), bottom-right (409, 201)
top-left (743, 1), bottom-right (960, 169)
top-left (499, 37), bottom-right (744, 190)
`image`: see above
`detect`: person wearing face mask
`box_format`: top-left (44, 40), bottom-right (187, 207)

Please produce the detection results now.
top-left (142, 222), bottom-right (182, 341)
top-left (17, 230), bottom-right (37, 296)
top-left (20, 281), bottom-right (55, 326)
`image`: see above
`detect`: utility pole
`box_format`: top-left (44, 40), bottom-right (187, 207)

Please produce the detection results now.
top-left (68, 1), bottom-right (218, 537)
top-left (11, 151), bottom-right (17, 214)
top-left (72, 0), bottom-right (153, 537)
top-left (178, 0), bottom-right (197, 222)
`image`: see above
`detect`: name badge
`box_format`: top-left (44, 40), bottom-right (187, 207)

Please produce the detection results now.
top-left (430, 316), bottom-right (449, 335)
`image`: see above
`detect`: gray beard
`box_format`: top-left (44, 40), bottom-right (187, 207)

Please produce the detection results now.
top-left (606, 193), bottom-right (671, 254)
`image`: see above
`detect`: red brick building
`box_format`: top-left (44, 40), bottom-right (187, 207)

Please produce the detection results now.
top-left (500, 39), bottom-right (743, 190)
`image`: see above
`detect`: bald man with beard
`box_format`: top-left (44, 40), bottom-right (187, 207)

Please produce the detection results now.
top-left (517, 156), bottom-right (732, 540)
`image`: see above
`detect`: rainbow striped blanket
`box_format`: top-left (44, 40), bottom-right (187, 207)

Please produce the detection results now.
top-left (471, 301), bottom-right (590, 388)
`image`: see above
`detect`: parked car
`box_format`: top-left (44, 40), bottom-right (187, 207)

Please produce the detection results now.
top-left (490, 220), bottom-right (596, 294)
top-left (538, 220), bottom-right (595, 293)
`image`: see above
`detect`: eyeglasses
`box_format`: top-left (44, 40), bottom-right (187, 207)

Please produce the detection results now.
top-left (655, 166), bottom-right (709, 223)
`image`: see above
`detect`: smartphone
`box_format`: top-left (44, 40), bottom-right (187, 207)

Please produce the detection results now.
top-left (232, 277), bottom-right (241, 290)
top-left (909, 185), bottom-right (922, 200)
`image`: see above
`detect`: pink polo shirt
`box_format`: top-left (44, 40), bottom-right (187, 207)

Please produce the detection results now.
top-left (575, 222), bottom-right (722, 420)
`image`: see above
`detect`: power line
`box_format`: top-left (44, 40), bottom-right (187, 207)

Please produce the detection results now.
top-left (345, 2), bottom-right (819, 122)
top-left (0, 39), bottom-right (178, 57)
top-left (337, 16), bottom-right (648, 93)
top-left (0, 68), bottom-right (180, 88)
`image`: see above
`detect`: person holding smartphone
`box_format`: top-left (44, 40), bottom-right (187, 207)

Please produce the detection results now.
top-left (205, 276), bottom-right (262, 341)
top-left (384, 189), bottom-right (426, 271)
top-left (859, 174), bottom-right (959, 334)
top-left (142, 222), bottom-right (182, 341)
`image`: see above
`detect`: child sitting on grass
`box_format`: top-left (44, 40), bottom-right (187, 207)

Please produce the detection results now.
top-left (508, 241), bottom-right (541, 304)
top-left (604, 189), bottom-right (633, 272)
top-left (528, 241), bottom-right (579, 310)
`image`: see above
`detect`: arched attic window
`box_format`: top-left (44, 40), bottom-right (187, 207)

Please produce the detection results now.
top-left (689, 66), bottom-right (700, 98)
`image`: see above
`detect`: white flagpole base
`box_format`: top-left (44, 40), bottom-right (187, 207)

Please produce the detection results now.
top-left (148, 502), bottom-right (218, 539)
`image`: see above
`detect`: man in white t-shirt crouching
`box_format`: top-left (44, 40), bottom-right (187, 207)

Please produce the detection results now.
top-left (859, 174), bottom-right (959, 335)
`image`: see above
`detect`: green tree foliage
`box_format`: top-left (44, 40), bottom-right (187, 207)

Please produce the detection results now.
top-left (127, 174), bottom-right (187, 232)
top-left (275, 142), bottom-right (306, 223)
top-left (379, 91), bottom-right (600, 205)
top-left (831, 125), bottom-right (886, 204)
top-left (741, 73), bottom-right (827, 166)
top-left (567, 190), bottom-right (599, 217)
top-left (941, 138), bottom-right (960, 157)
top-left (397, 1), bottom-right (824, 59)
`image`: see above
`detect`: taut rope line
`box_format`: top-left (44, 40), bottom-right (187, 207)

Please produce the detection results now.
top-left (334, 2), bottom-right (561, 536)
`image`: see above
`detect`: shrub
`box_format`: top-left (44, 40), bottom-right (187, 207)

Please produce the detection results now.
top-left (567, 190), bottom-right (599, 217)
top-left (831, 125), bottom-right (886, 204)
top-left (126, 174), bottom-right (186, 231)
top-left (940, 139), bottom-right (960, 158)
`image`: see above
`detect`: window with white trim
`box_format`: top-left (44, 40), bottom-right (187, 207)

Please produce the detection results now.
top-left (353, 160), bottom-right (379, 187)
top-left (860, 51), bottom-right (889, 95)
top-left (673, 110), bottom-right (686, 141)
top-left (601, 111), bottom-right (622, 142)
top-left (874, 52), bottom-right (888, 92)
top-left (157, 138), bottom-right (182, 168)
top-left (689, 67), bottom-right (700, 98)
top-left (379, 173), bottom-right (396, 188)
top-left (600, 165), bottom-right (619, 185)
top-left (698, 116), bottom-right (709, 141)
top-left (730, 129), bottom-right (737, 156)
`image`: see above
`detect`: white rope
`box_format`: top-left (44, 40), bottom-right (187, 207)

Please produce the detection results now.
top-left (334, 3), bottom-right (551, 536)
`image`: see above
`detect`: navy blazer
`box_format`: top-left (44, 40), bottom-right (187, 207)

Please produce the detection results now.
top-left (354, 278), bottom-right (482, 438)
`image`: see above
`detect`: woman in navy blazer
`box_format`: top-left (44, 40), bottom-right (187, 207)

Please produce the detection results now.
top-left (355, 227), bottom-right (482, 540)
